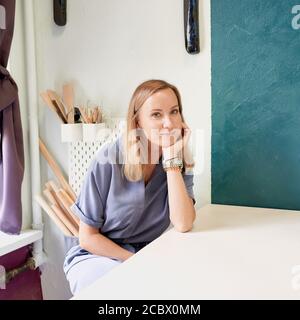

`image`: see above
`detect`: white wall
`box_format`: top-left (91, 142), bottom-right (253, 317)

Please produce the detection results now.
top-left (32, 0), bottom-right (211, 299)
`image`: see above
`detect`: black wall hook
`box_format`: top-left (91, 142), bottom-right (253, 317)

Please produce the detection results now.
top-left (53, 0), bottom-right (67, 26)
top-left (184, 0), bottom-right (200, 54)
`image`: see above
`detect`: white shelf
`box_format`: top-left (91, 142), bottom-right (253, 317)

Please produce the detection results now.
top-left (0, 229), bottom-right (43, 256)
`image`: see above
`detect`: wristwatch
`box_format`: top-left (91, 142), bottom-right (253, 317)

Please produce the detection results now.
top-left (162, 157), bottom-right (183, 172)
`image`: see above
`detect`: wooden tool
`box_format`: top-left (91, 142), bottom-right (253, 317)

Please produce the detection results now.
top-left (39, 138), bottom-right (76, 201)
top-left (92, 108), bottom-right (98, 123)
top-left (51, 204), bottom-right (79, 237)
top-left (63, 83), bottom-right (75, 124)
top-left (56, 189), bottom-right (80, 227)
top-left (46, 180), bottom-right (59, 194)
top-left (52, 100), bottom-right (67, 123)
top-left (91, 108), bottom-right (99, 123)
top-left (47, 180), bottom-right (79, 226)
top-left (43, 188), bottom-right (57, 205)
top-left (79, 106), bottom-right (89, 123)
top-left (97, 106), bottom-right (102, 123)
top-left (43, 188), bottom-right (78, 236)
top-left (45, 182), bottom-right (65, 211)
top-left (35, 195), bottom-right (73, 236)
top-left (44, 182), bottom-right (79, 235)
top-left (47, 90), bottom-right (68, 122)
top-left (40, 92), bottom-right (66, 123)
top-left (61, 188), bottom-right (77, 207)
top-left (46, 181), bottom-right (77, 223)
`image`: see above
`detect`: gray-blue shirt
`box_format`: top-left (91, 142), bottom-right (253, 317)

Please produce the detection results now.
top-left (64, 136), bottom-right (195, 269)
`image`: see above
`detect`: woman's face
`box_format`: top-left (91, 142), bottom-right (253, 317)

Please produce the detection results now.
top-left (137, 88), bottom-right (183, 148)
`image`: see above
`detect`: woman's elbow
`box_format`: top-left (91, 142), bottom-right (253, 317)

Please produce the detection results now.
top-left (78, 231), bottom-right (92, 250)
top-left (79, 235), bottom-right (88, 249)
top-left (174, 223), bottom-right (193, 233)
top-left (78, 221), bottom-right (99, 250)
top-left (174, 213), bottom-right (195, 233)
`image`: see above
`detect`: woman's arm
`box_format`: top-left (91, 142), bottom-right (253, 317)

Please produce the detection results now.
top-left (79, 221), bottom-right (134, 261)
top-left (166, 170), bottom-right (196, 232)
top-left (163, 122), bottom-right (196, 232)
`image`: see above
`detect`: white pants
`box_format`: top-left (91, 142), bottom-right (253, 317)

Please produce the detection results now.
top-left (65, 225), bottom-right (172, 296)
top-left (65, 243), bottom-right (136, 296)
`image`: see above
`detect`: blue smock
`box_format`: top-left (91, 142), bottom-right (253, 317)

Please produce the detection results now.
top-left (63, 135), bottom-right (195, 294)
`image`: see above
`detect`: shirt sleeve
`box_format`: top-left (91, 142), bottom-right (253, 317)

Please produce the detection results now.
top-left (182, 171), bottom-right (196, 205)
top-left (71, 157), bottom-right (112, 229)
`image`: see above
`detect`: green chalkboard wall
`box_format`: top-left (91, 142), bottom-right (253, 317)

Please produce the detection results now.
top-left (212, 0), bottom-right (300, 210)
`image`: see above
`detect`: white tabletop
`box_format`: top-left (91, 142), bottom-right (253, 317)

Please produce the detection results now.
top-left (73, 204), bottom-right (300, 300)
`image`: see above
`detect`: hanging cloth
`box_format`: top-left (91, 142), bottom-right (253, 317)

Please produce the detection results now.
top-left (0, 0), bottom-right (25, 234)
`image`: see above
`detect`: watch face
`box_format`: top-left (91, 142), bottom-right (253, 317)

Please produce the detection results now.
top-left (173, 158), bottom-right (183, 166)
top-left (163, 157), bottom-right (183, 169)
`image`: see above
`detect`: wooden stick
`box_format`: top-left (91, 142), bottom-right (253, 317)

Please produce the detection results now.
top-left (39, 138), bottom-right (77, 201)
top-left (51, 204), bottom-right (79, 237)
top-left (47, 90), bottom-right (68, 122)
top-left (46, 181), bottom-right (77, 223)
top-left (35, 195), bottom-right (73, 236)
top-left (40, 92), bottom-right (65, 123)
top-left (63, 84), bottom-right (74, 124)
top-left (62, 188), bottom-right (77, 206)
top-left (43, 187), bottom-right (79, 237)
top-left (44, 186), bottom-right (66, 211)
top-left (79, 106), bottom-right (89, 123)
top-left (52, 99), bottom-right (67, 123)
top-left (93, 108), bottom-right (98, 123)
top-left (45, 182), bottom-right (65, 210)
top-left (43, 188), bottom-right (56, 205)
top-left (97, 107), bottom-right (102, 123)
top-left (46, 180), bottom-right (59, 193)
top-left (56, 189), bottom-right (80, 227)
top-left (86, 108), bottom-right (91, 123)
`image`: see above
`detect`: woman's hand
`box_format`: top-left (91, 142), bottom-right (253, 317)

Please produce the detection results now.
top-left (162, 122), bottom-right (191, 160)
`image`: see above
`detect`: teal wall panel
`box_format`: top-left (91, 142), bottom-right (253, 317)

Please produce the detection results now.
top-left (212, 0), bottom-right (300, 209)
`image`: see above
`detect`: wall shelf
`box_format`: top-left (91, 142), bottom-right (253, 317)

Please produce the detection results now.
top-left (0, 229), bottom-right (43, 257)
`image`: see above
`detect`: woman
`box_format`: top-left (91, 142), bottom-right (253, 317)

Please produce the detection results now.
top-left (64, 79), bottom-right (196, 295)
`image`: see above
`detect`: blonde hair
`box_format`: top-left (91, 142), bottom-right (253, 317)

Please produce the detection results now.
top-left (122, 79), bottom-right (192, 182)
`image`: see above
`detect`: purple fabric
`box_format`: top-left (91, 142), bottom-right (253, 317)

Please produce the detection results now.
top-left (0, 0), bottom-right (24, 234)
top-left (0, 246), bottom-right (43, 300)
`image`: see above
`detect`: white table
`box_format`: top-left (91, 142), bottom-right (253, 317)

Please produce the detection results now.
top-left (73, 204), bottom-right (300, 300)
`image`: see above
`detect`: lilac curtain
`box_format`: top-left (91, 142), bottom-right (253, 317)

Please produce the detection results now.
top-left (0, 0), bottom-right (24, 234)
